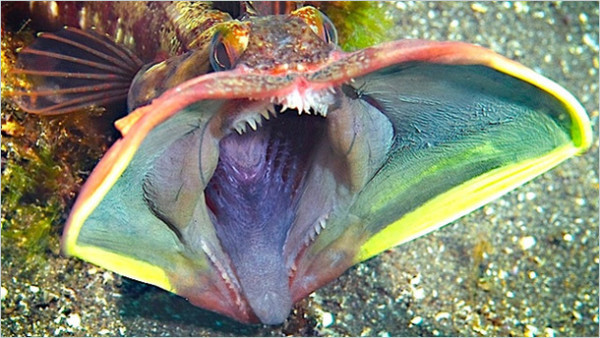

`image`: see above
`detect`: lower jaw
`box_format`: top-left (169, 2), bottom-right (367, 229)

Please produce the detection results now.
top-left (203, 112), bottom-right (327, 322)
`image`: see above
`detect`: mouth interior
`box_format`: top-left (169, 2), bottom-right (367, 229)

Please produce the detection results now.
top-left (204, 108), bottom-right (327, 323)
top-left (205, 110), bottom-right (326, 251)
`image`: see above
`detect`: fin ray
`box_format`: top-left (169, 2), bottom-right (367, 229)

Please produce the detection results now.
top-left (12, 27), bottom-right (143, 115)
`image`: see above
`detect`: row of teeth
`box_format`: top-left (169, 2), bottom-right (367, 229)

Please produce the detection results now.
top-left (305, 214), bottom-right (329, 245)
top-left (287, 213), bottom-right (330, 275)
top-left (201, 241), bottom-right (248, 315)
top-left (231, 103), bottom-right (329, 135)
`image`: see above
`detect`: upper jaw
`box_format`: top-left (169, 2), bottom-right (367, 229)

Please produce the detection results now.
top-left (220, 86), bottom-right (336, 136)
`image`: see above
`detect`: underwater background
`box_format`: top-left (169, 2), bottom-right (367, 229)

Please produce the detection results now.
top-left (1, 2), bottom-right (598, 336)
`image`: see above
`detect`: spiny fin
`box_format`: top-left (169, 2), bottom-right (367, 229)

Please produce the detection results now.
top-left (11, 27), bottom-right (144, 115)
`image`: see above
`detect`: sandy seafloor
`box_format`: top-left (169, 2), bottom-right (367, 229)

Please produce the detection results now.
top-left (1, 2), bottom-right (598, 337)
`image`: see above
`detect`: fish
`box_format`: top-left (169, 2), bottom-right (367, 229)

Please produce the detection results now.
top-left (9, 1), bottom-right (592, 325)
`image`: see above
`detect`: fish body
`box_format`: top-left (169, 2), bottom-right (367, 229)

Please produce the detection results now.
top-left (7, 1), bottom-right (592, 325)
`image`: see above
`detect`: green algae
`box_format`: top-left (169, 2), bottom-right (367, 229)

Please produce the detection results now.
top-left (1, 27), bottom-right (116, 268)
top-left (320, 2), bottom-right (395, 51)
top-left (1, 110), bottom-right (64, 267)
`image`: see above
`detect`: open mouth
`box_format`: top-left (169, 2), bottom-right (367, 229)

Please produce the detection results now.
top-left (204, 104), bottom-right (334, 324)
top-left (206, 108), bottom-right (328, 254)
top-left (140, 86), bottom-right (393, 324)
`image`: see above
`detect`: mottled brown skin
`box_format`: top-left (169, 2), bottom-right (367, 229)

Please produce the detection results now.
top-left (128, 7), bottom-right (337, 110)
top-left (239, 15), bottom-right (334, 72)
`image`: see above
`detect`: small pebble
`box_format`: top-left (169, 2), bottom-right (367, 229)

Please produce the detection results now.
top-left (544, 327), bottom-right (557, 337)
top-left (524, 324), bottom-right (538, 337)
top-left (102, 271), bottom-right (114, 283)
top-left (360, 327), bottom-right (372, 337)
top-left (412, 287), bottom-right (425, 300)
top-left (29, 285), bottom-right (40, 293)
top-left (574, 197), bottom-right (586, 206)
top-left (471, 3), bottom-right (488, 13)
top-left (435, 312), bottom-right (451, 322)
top-left (1, 286), bottom-right (7, 300)
top-left (410, 273), bottom-right (421, 285)
top-left (519, 236), bottom-right (536, 250)
top-left (66, 313), bottom-right (81, 328)
top-left (321, 311), bottom-right (334, 328)
top-left (410, 316), bottom-right (423, 325)
top-left (514, 2), bottom-right (529, 13)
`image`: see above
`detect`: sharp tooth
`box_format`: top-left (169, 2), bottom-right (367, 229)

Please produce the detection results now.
top-left (248, 119), bottom-right (257, 130)
top-left (319, 219), bottom-right (326, 229)
top-left (328, 87), bottom-right (336, 94)
top-left (315, 226), bottom-right (322, 235)
top-left (235, 125), bottom-right (243, 135)
top-left (261, 110), bottom-right (270, 119)
top-left (281, 104), bottom-right (289, 113)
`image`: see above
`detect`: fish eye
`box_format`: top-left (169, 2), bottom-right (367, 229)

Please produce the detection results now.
top-left (319, 13), bottom-right (338, 45)
top-left (292, 6), bottom-right (338, 45)
top-left (209, 23), bottom-right (250, 72)
top-left (210, 33), bottom-right (233, 71)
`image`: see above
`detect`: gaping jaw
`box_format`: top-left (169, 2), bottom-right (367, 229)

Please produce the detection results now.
top-left (58, 30), bottom-right (592, 325)
top-left (194, 88), bottom-right (393, 324)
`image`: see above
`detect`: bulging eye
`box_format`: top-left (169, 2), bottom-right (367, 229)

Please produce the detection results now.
top-left (210, 33), bottom-right (234, 72)
top-left (319, 13), bottom-right (338, 45)
top-left (292, 6), bottom-right (338, 45)
top-left (209, 23), bottom-right (250, 72)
